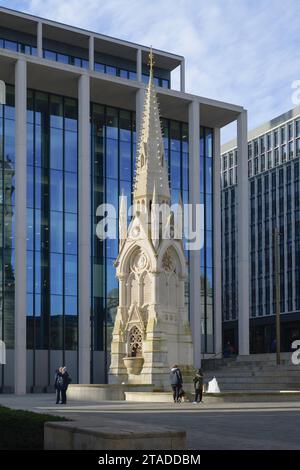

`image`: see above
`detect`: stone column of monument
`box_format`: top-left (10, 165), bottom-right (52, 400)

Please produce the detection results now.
top-left (109, 50), bottom-right (194, 389)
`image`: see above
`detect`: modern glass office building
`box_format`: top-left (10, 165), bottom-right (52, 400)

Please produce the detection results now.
top-left (221, 106), bottom-right (300, 354)
top-left (0, 7), bottom-right (246, 393)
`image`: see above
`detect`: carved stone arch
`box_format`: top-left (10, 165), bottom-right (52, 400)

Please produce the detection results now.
top-left (119, 242), bottom-right (156, 275)
top-left (158, 241), bottom-right (187, 278)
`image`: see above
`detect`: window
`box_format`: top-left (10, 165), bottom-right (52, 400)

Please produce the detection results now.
top-left (274, 148), bottom-right (279, 165)
top-left (248, 143), bottom-right (252, 159)
top-left (106, 65), bottom-right (117, 76)
top-left (281, 144), bottom-right (287, 162)
top-left (288, 141), bottom-right (294, 159)
top-left (95, 62), bottom-right (105, 73)
top-left (288, 122), bottom-right (293, 140)
top-left (248, 160), bottom-right (252, 177)
top-left (261, 153), bottom-right (265, 172)
top-left (267, 151), bottom-right (272, 169)
top-left (4, 39), bottom-right (18, 51)
top-left (297, 139), bottom-right (300, 157)
top-left (44, 49), bottom-right (56, 61)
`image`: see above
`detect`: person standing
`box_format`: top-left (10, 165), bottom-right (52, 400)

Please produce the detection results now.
top-left (170, 365), bottom-right (183, 403)
top-left (193, 368), bottom-right (204, 403)
top-left (57, 367), bottom-right (72, 405)
top-left (54, 367), bottom-right (62, 404)
top-left (59, 366), bottom-right (72, 404)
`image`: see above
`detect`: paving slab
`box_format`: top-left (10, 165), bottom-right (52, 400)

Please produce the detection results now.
top-left (1, 394), bottom-right (300, 449)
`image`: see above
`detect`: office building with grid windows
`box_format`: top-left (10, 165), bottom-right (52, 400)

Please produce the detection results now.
top-left (0, 7), bottom-right (247, 394)
top-left (221, 106), bottom-right (300, 354)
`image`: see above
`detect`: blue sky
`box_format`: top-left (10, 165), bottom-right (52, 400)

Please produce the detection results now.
top-left (3, 0), bottom-right (300, 142)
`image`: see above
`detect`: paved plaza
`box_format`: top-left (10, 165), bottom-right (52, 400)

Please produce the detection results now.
top-left (1, 394), bottom-right (300, 450)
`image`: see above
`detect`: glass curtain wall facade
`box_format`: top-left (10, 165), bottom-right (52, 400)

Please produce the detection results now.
top-left (0, 86), bottom-right (15, 390)
top-left (0, 87), bottom-right (214, 388)
top-left (221, 114), bottom-right (300, 354)
top-left (26, 89), bottom-right (79, 388)
top-left (200, 128), bottom-right (214, 353)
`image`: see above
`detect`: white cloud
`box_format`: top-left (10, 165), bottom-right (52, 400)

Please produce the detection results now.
top-left (5, 0), bottom-right (300, 141)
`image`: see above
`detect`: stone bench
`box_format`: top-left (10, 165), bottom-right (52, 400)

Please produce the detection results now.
top-left (44, 419), bottom-right (186, 450)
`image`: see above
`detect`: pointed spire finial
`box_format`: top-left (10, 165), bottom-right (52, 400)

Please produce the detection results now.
top-left (148, 46), bottom-right (154, 78)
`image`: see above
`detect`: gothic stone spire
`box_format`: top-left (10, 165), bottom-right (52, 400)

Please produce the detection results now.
top-left (133, 48), bottom-right (170, 207)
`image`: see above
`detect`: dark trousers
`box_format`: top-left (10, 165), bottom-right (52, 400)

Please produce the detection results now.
top-left (172, 385), bottom-right (181, 402)
top-left (56, 389), bottom-right (61, 404)
top-left (194, 388), bottom-right (203, 402)
top-left (61, 389), bottom-right (67, 404)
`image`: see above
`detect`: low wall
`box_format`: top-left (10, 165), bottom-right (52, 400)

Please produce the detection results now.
top-left (67, 384), bottom-right (154, 402)
top-left (125, 391), bottom-right (194, 402)
top-left (44, 420), bottom-right (186, 450)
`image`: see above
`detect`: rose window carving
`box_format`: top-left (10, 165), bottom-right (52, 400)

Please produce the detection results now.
top-left (132, 250), bottom-right (148, 273)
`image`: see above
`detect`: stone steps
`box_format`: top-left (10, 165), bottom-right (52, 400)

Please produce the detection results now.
top-left (125, 390), bottom-right (300, 403)
top-left (215, 383), bottom-right (300, 391)
top-left (204, 370), bottom-right (300, 378)
top-left (205, 375), bottom-right (300, 384)
top-left (202, 354), bottom-right (300, 392)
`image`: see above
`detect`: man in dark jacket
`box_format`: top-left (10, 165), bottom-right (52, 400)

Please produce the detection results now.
top-left (193, 369), bottom-right (204, 403)
top-left (170, 365), bottom-right (183, 403)
top-left (54, 367), bottom-right (62, 404)
top-left (57, 366), bottom-right (72, 404)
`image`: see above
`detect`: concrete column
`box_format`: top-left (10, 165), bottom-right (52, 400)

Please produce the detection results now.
top-left (180, 58), bottom-right (185, 92)
top-left (188, 100), bottom-right (201, 367)
top-left (37, 22), bottom-right (43, 58)
top-left (78, 74), bottom-right (91, 383)
top-left (89, 35), bottom-right (94, 71)
top-left (237, 110), bottom-right (249, 355)
top-left (213, 128), bottom-right (222, 356)
top-left (135, 87), bottom-right (145, 141)
top-left (136, 48), bottom-right (142, 82)
top-left (14, 59), bottom-right (27, 395)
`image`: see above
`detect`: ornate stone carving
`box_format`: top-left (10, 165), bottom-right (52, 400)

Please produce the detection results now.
top-left (132, 249), bottom-right (148, 273)
top-left (132, 225), bottom-right (140, 238)
top-left (128, 326), bottom-right (143, 357)
top-left (162, 248), bottom-right (174, 272)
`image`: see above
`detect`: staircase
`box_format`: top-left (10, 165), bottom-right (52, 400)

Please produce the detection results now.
top-left (202, 353), bottom-right (300, 392)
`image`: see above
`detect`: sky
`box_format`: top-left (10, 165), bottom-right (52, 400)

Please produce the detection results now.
top-left (2, 0), bottom-right (300, 142)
